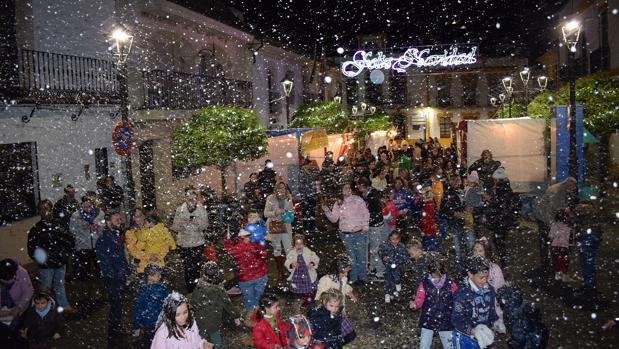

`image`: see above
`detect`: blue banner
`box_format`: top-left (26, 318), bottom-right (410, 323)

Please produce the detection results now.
top-left (554, 106), bottom-right (569, 183)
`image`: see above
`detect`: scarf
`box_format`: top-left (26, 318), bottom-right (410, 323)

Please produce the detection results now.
top-left (80, 207), bottom-right (99, 224)
top-left (35, 303), bottom-right (52, 319)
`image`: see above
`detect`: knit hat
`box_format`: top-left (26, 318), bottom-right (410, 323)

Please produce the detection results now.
top-left (202, 261), bottom-right (223, 285)
top-left (492, 167), bottom-right (507, 180)
top-left (468, 171), bottom-right (479, 183)
top-left (287, 315), bottom-right (313, 342)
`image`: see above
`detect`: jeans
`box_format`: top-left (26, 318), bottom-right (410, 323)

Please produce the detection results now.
top-left (435, 213), bottom-right (448, 245)
top-left (450, 222), bottom-right (475, 275)
top-left (384, 265), bottom-right (401, 295)
top-left (239, 275), bottom-right (268, 311)
top-left (38, 266), bottom-right (69, 307)
top-left (270, 232), bottom-right (292, 257)
top-left (368, 224), bottom-right (389, 277)
top-left (472, 207), bottom-right (484, 239)
top-left (452, 330), bottom-right (480, 349)
top-left (179, 245), bottom-right (204, 293)
top-left (102, 277), bottom-right (125, 341)
top-left (537, 220), bottom-right (551, 275)
top-left (73, 249), bottom-right (98, 280)
top-left (580, 251), bottom-right (597, 288)
top-left (141, 326), bottom-right (155, 349)
top-left (420, 328), bottom-right (451, 349)
top-left (339, 232), bottom-right (369, 282)
top-left (205, 330), bottom-right (222, 349)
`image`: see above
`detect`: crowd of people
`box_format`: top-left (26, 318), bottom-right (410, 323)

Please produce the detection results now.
top-left (0, 138), bottom-right (608, 349)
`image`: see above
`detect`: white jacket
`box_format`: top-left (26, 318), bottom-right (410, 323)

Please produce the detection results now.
top-left (285, 247), bottom-right (320, 282)
top-left (171, 203), bottom-right (208, 248)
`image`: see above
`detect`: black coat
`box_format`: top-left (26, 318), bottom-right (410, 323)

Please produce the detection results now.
top-left (27, 218), bottom-right (74, 269)
top-left (100, 185), bottom-right (124, 210)
top-left (362, 188), bottom-right (384, 227)
top-left (20, 303), bottom-right (63, 349)
top-left (308, 306), bottom-right (344, 349)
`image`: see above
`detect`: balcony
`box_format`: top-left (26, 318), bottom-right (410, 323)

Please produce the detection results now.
top-left (6, 49), bottom-right (119, 103)
top-left (142, 70), bottom-right (253, 110)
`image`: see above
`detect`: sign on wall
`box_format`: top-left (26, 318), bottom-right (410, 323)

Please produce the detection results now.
top-left (341, 46), bottom-right (478, 78)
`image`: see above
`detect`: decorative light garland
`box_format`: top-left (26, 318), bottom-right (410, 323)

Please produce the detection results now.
top-left (341, 46), bottom-right (478, 78)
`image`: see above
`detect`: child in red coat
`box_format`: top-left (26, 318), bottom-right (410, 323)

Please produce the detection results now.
top-left (420, 186), bottom-right (439, 252)
top-left (223, 229), bottom-right (268, 311)
top-left (250, 294), bottom-right (291, 349)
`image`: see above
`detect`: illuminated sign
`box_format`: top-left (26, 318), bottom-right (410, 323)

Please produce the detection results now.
top-left (341, 46), bottom-right (478, 78)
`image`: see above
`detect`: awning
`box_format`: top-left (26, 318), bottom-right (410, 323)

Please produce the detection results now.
top-left (300, 129), bottom-right (329, 152)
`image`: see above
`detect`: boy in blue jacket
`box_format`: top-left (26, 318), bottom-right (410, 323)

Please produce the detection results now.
top-left (452, 255), bottom-right (497, 349)
top-left (378, 230), bottom-right (409, 303)
top-left (132, 264), bottom-right (168, 348)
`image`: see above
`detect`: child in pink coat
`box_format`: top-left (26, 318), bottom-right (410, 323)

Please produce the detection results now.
top-left (549, 209), bottom-right (572, 282)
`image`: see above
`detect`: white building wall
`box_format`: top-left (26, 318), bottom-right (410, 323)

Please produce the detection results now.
top-left (0, 106), bottom-right (124, 203)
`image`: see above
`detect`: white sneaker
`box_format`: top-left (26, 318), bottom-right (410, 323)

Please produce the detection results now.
top-left (396, 284), bottom-right (402, 292)
top-left (385, 294), bottom-right (391, 303)
top-left (554, 272), bottom-right (562, 281)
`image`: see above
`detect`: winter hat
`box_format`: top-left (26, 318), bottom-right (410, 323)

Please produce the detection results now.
top-left (202, 261), bottom-right (223, 285)
top-left (468, 171), bottom-right (479, 183)
top-left (144, 263), bottom-right (163, 277)
top-left (239, 229), bottom-right (251, 237)
top-left (287, 315), bottom-right (313, 342)
top-left (492, 167), bottom-right (507, 180)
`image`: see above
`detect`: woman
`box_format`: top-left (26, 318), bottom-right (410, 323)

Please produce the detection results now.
top-left (264, 181), bottom-right (294, 281)
top-left (486, 167), bottom-right (518, 267)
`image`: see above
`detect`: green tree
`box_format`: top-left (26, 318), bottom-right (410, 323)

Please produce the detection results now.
top-left (352, 112), bottom-right (393, 146)
top-left (527, 72), bottom-right (619, 192)
top-left (172, 106), bottom-right (268, 192)
top-left (291, 100), bottom-right (350, 134)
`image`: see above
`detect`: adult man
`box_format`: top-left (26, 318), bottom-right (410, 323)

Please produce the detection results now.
top-left (99, 175), bottom-right (124, 212)
top-left (358, 177), bottom-right (388, 280)
top-left (53, 184), bottom-right (79, 228)
top-left (95, 210), bottom-right (130, 348)
top-left (468, 150), bottom-right (501, 188)
top-left (0, 258), bottom-right (34, 347)
top-left (27, 199), bottom-right (76, 313)
top-left (322, 183), bottom-right (370, 283)
top-left (257, 159), bottom-right (277, 200)
top-left (171, 188), bottom-right (208, 293)
top-left (243, 172), bottom-right (262, 213)
top-left (299, 159), bottom-right (320, 235)
top-left (69, 195), bottom-right (104, 280)
top-left (534, 177), bottom-right (578, 275)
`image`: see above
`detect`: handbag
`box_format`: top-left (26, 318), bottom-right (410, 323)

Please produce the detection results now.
top-left (269, 220), bottom-right (287, 234)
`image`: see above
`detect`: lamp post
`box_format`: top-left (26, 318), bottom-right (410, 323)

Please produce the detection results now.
top-left (537, 76), bottom-right (548, 91)
top-left (334, 95), bottom-right (342, 105)
top-left (109, 26), bottom-right (135, 219)
top-left (519, 68), bottom-right (530, 106)
top-left (281, 78), bottom-right (293, 127)
top-left (563, 19), bottom-right (581, 178)
top-left (502, 77), bottom-right (514, 118)
top-left (498, 93), bottom-right (506, 118)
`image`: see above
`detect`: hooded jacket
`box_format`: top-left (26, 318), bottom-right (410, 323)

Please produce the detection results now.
top-left (132, 282), bottom-right (168, 329)
top-left (223, 237), bottom-right (268, 282)
top-left (191, 279), bottom-right (240, 335)
top-left (0, 259), bottom-right (33, 316)
top-left (251, 312), bottom-right (291, 349)
top-left (19, 296), bottom-right (63, 349)
top-left (95, 225), bottom-right (130, 280)
top-left (27, 218), bottom-right (74, 269)
top-left (452, 279), bottom-right (498, 335)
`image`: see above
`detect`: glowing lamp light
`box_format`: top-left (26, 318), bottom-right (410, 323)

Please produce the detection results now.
top-left (502, 77), bottom-right (513, 91)
top-left (490, 97), bottom-right (497, 107)
top-left (519, 68), bottom-right (530, 86)
top-left (337, 47), bottom-right (345, 54)
top-left (369, 106), bottom-right (377, 114)
top-left (333, 96), bottom-right (342, 104)
top-left (498, 93), bottom-right (506, 103)
top-left (281, 79), bottom-right (294, 97)
top-left (537, 76), bottom-right (548, 91)
top-left (360, 102), bottom-right (367, 112)
top-left (324, 75), bottom-right (332, 84)
top-left (109, 27), bottom-right (133, 63)
top-left (351, 105), bottom-right (358, 114)
top-left (562, 20), bottom-right (581, 52)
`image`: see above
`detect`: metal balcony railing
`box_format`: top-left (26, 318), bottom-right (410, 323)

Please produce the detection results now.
top-left (15, 49), bottom-right (118, 102)
top-left (142, 70), bottom-right (253, 109)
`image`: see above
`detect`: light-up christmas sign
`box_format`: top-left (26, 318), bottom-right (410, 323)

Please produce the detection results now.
top-left (341, 46), bottom-right (478, 78)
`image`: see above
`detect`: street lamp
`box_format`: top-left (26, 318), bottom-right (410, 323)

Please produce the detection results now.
top-left (520, 68), bottom-right (530, 105)
top-left (360, 102), bottom-right (367, 113)
top-left (109, 26), bottom-right (135, 219)
top-left (369, 106), bottom-right (376, 115)
top-left (351, 105), bottom-right (358, 115)
top-left (333, 95), bottom-right (341, 104)
top-left (498, 93), bottom-right (506, 118)
top-left (562, 19), bottom-right (581, 178)
top-left (502, 77), bottom-right (514, 118)
top-left (281, 78), bottom-right (293, 126)
top-left (537, 76), bottom-right (548, 91)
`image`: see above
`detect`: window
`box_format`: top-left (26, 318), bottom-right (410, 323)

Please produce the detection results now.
top-left (0, 142), bottom-right (40, 224)
top-left (94, 148), bottom-right (108, 181)
top-left (436, 75), bottom-right (451, 107)
top-left (439, 115), bottom-right (452, 138)
top-left (461, 75), bottom-right (478, 106)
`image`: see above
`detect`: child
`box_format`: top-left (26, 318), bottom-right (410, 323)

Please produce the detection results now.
top-left (223, 229), bottom-right (269, 311)
top-left (315, 254), bottom-right (358, 345)
top-left (288, 315), bottom-right (324, 349)
top-left (420, 186), bottom-right (439, 251)
top-left (452, 256), bottom-right (498, 349)
top-left (378, 230), bottom-right (409, 303)
top-left (132, 264), bottom-right (169, 349)
top-left (151, 292), bottom-right (214, 349)
top-left (250, 294), bottom-right (291, 349)
top-left (574, 202), bottom-right (603, 290)
top-left (411, 257), bottom-right (458, 349)
top-left (406, 239), bottom-right (432, 297)
top-left (127, 215), bottom-right (176, 273)
top-left (308, 288), bottom-right (345, 349)
top-left (191, 261), bottom-right (242, 349)
top-left (381, 190), bottom-right (399, 231)
top-left (286, 234), bottom-right (320, 308)
top-left (245, 212), bottom-right (268, 246)
top-left (472, 238), bottom-right (506, 333)
top-left (19, 292), bottom-right (62, 349)
top-left (549, 209), bottom-right (572, 282)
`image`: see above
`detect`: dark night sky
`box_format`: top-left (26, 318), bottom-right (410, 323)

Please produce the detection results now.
top-left (174, 0), bottom-right (566, 60)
